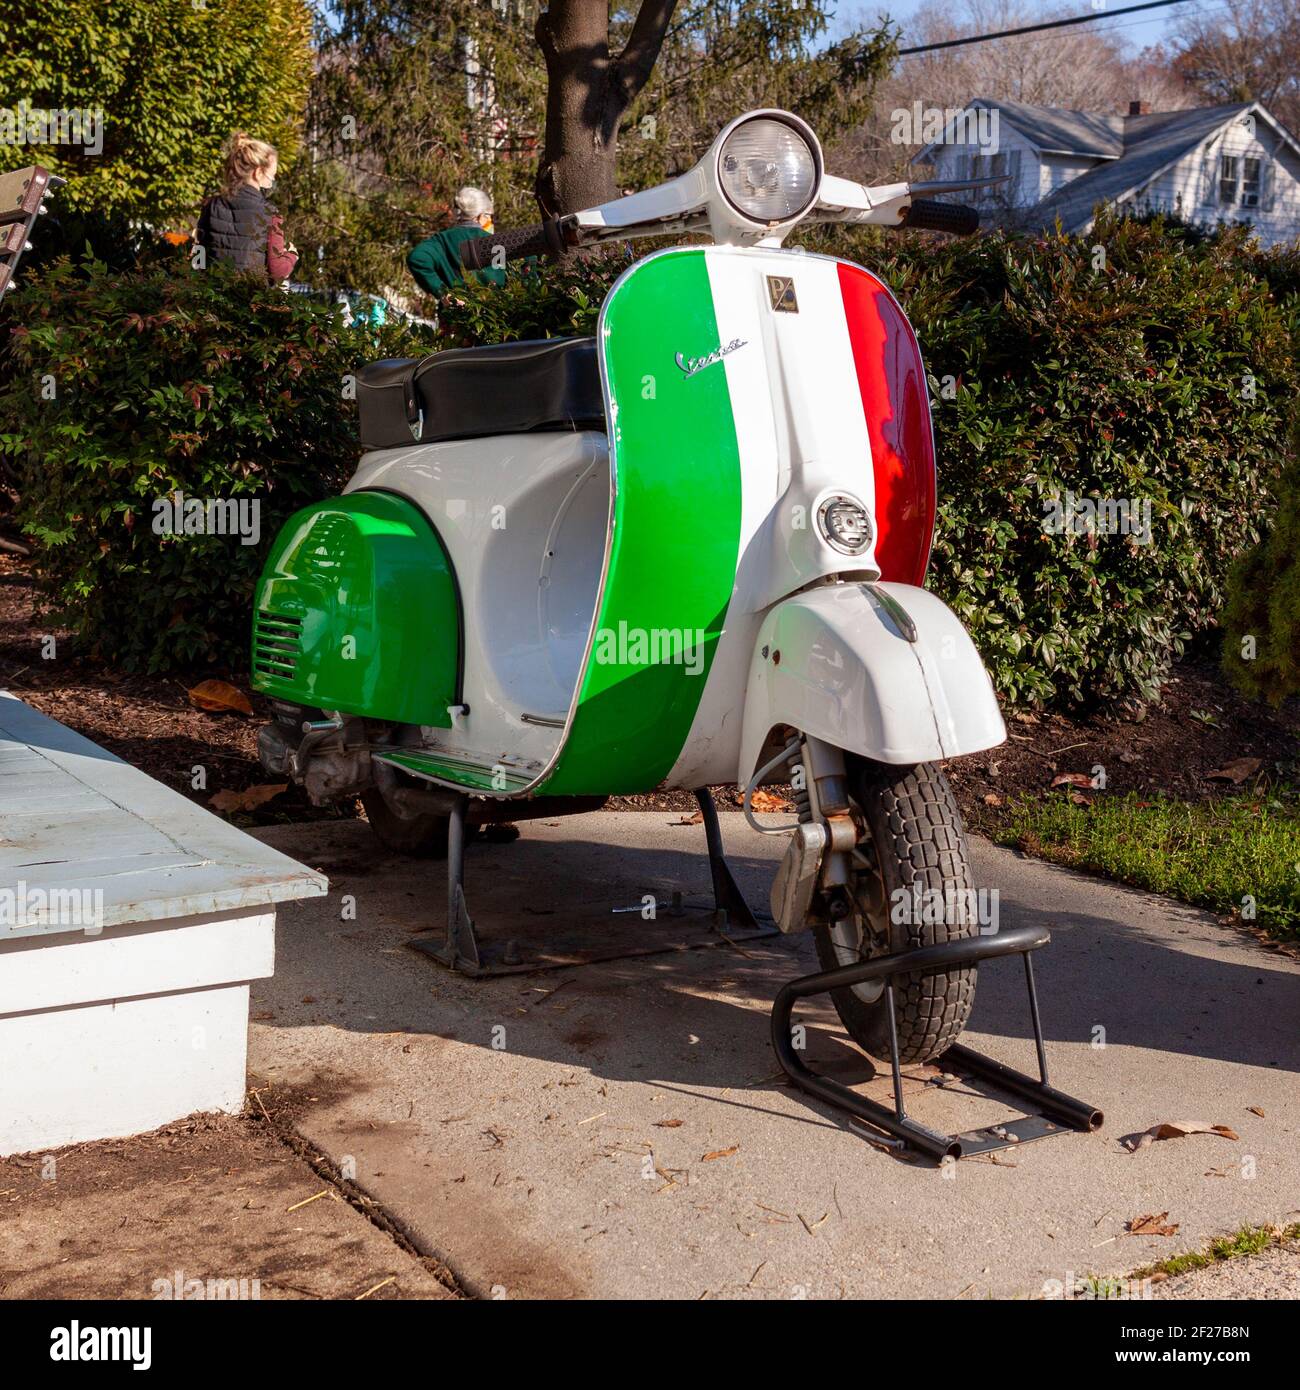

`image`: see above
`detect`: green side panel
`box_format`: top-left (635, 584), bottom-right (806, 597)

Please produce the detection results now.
top-left (251, 491), bottom-right (458, 727)
top-left (541, 249), bottom-right (743, 795)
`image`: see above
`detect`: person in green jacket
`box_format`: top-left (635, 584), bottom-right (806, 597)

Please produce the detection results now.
top-left (407, 186), bottom-right (506, 294)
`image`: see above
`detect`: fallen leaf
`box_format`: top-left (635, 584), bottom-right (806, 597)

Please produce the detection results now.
top-left (654, 1119), bottom-right (684, 1129)
top-left (982, 792), bottom-right (1002, 806)
top-left (209, 783), bottom-right (287, 813)
top-left (1051, 772), bottom-right (1094, 790)
top-left (188, 679), bottom-right (253, 716)
top-left (1128, 1211), bottom-right (1179, 1237)
top-left (701, 1145), bottom-right (739, 1162)
top-left (1067, 789), bottom-right (1090, 806)
top-left (1206, 757), bottom-right (1262, 784)
top-left (673, 812), bottom-right (703, 825)
top-left (750, 789), bottom-right (790, 812)
top-left (1155, 1120), bottom-right (1239, 1141)
top-left (1130, 1119), bottom-right (1240, 1151)
top-left (1247, 1106), bottom-right (1265, 1118)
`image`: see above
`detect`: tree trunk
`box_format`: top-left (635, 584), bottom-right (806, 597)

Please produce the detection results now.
top-left (534, 0), bottom-right (678, 217)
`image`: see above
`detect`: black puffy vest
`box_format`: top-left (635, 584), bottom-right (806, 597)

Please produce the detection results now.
top-left (198, 184), bottom-right (274, 274)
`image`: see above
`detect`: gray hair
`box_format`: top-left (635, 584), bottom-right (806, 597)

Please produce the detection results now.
top-left (454, 186), bottom-right (493, 220)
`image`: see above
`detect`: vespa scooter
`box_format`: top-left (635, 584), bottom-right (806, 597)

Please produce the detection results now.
top-left (251, 111), bottom-right (1102, 1158)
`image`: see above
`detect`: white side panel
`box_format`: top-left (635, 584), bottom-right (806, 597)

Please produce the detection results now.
top-left (736, 582), bottom-right (1006, 784)
top-left (349, 431), bottom-right (610, 778)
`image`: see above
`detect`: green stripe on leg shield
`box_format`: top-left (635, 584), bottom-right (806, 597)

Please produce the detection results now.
top-left (541, 250), bottom-right (742, 795)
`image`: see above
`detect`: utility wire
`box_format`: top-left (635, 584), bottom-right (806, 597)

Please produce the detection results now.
top-left (897, 0), bottom-right (1199, 56)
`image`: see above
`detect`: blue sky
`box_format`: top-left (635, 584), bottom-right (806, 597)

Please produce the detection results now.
top-left (832, 0), bottom-right (1220, 57)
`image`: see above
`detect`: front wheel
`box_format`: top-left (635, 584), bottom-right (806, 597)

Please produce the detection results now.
top-left (812, 759), bottom-right (978, 1064)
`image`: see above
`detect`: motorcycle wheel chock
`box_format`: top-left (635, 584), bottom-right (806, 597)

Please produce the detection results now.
top-left (771, 923), bottom-right (1103, 1161)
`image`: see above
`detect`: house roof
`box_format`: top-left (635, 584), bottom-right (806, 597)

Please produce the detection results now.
top-left (908, 98), bottom-right (1300, 233)
top-left (980, 98), bottom-right (1125, 159)
top-left (1034, 102), bottom-right (1256, 232)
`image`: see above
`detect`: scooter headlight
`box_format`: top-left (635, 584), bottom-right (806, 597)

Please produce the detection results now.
top-left (818, 495), bottom-right (873, 555)
top-left (718, 117), bottom-right (819, 223)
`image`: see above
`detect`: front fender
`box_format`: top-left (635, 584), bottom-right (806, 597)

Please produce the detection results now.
top-left (737, 582), bottom-right (1006, 782)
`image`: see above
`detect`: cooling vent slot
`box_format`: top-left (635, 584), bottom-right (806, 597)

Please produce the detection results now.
top-left (253, 612), bottom-right (302, 682)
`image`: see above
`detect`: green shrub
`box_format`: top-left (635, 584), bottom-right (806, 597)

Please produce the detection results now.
top-left (430, 251), bottom-right (622, 347)
top-left (1219, 241), bottom-right (1300, 705)
top-left (1221, 452), bottom-right (1300, 704)
top-left (4, 219), bottom-right (1295, 706)
top-left (0, 2), bottom-right (312, 252)
top-left (1, 253), bottom-right (434, 672)
top-left (873, 217), bottom-right (1298, 708)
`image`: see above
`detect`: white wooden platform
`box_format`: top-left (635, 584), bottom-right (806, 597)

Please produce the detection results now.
top-left (0, 691), bottom-right (328, 1155)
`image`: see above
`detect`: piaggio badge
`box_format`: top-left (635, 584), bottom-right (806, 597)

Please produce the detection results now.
top-left (767, 275), bottom-right (798, 312)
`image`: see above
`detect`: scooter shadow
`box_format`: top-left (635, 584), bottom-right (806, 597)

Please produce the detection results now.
top-left (261, 818), bottom-right (1300, 1122)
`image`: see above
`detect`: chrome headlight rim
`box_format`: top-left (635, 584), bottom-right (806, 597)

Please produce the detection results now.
top-left (715, 111), bottom-right (823, 227)
top-left (817, 493), bottom-right (874, 556)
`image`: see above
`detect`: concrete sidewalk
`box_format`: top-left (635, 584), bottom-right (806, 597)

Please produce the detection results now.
top-left (249, 812), bottom-right (1300, 1300)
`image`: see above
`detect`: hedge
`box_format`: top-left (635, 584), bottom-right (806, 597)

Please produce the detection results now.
top-left (2, 218), bottom-right (1296, 710)
top-left (1, 254), bottom-right (434, 671)
top-left (883, 217), bottom-right (1296, 707)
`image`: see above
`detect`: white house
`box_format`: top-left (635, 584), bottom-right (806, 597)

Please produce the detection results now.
top-left (911, 99), bottom-right (1300, 247)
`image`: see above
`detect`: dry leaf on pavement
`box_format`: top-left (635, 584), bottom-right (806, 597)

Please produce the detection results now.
top-left (1129, 1119), bottom-right (1240, 1151)
top-left (701, 1146), bottom-right (739, 1161)
top-left (1127, 1212), bottom-right (1179, 1237)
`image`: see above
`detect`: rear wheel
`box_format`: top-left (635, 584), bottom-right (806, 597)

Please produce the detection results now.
top-left (361, 784), bottom-right (454, 858)
top-left (812, 759), bottom-right (978, 1064)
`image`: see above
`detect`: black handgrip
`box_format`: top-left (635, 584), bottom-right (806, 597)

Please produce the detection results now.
top-left (460, 219), bottom-right (567, 271)
top-left (898, 199), bottom-right (980, 236)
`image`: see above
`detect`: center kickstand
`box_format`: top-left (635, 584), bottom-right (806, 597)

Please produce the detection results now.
top-left (438, 793), bottom-right (482, 972)
top-left (694, 787), bottom-right (760, 929)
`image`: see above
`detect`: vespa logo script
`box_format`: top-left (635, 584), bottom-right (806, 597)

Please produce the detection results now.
top-left (674, 337), bottom-right (747, 379)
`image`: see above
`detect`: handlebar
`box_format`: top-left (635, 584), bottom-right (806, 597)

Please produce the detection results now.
top-left (897, 199), bottom-right (980, 236)
top-left (455, 196), bottom-right (978, 271)
top-left (460, 219), bottom-right (569, 271)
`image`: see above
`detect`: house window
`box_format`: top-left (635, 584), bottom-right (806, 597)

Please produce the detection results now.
top-left (1219, 155), bottom-right (1239, 205)
top-left (971, 151), bottom-right (1008, 201)
top-left (1241, 157), bottom-right (1261, 207)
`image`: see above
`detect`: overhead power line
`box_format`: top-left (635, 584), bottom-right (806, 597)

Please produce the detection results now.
top-left (897, 0), bottom-right (1199, 57)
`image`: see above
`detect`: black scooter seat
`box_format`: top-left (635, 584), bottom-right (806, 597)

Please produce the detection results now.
top-left (357, 337), bottom-right (605, 450)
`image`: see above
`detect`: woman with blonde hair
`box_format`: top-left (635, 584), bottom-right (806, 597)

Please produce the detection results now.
top-left (195, 133), bottom-right (298, 281)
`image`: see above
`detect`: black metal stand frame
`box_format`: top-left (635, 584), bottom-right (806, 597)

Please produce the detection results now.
top-left (772, 924), bottom-right (1103, 1160)
top-left (417, 788), bottom-right (766, 976)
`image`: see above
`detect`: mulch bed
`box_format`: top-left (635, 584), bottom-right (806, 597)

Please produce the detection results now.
top-left (3, 554), bottom-right (1295, 832)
